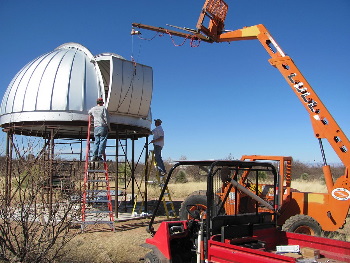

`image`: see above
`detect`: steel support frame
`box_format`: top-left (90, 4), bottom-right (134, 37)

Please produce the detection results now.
top-left (3, 125), bottom-right (149, 221)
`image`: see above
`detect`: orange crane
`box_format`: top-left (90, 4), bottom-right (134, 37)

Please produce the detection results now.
top-left (132, 0), bottom-right (350, 234)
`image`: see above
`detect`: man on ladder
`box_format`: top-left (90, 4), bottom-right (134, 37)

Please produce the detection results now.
top-left (88, 97), bottom-right (111, 161)
top-left (150, 119), bottom-right (166, 174)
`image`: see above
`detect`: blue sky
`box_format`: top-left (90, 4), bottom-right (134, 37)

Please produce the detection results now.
top-left (1, 0), bottom-right (349, 164)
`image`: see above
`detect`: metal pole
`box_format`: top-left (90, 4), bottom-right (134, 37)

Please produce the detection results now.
top-left (5, 130), bottom-right (13, 206)
top-left (131, 137), bottom-right (135, 209)
top-left (115, 129), bottom-right (119, 219)
top-left (49, 129), bottom-right (54, 215)
top-left (144, 136), bottom-right (149, 213)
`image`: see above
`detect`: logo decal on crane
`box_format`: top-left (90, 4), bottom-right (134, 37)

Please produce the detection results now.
top-left (288, 73), bottom-right (318, 113)
top-left (331, 188), bottom-right (350, 201)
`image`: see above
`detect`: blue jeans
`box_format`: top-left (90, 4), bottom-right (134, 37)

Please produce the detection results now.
top-left (93, 126), bottom-right (108, 158)
top-left (154, 145), bottom-right (166, 173)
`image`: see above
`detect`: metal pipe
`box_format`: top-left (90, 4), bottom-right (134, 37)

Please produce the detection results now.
top-left (115, 130), bottom-right (119, 219)
top-left (131, 137), bottom-right (135, 207)
top-left (144, 137), bottom-right (149, 213)
top-left (5, 131), bottom-right (13, 206)
top-left (49, 129), bottom-right (54, 216)
top-left (229, 179), bottom-right (274, 211)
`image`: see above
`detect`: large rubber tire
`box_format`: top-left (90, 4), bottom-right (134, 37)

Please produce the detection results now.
top-left (179, 191), bottom-right (207, 220)
top-left (282, 214), bottom-right (322, 236)
top-left (144, 252), bottom-right (161, 263)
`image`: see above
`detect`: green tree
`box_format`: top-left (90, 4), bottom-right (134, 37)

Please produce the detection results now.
top-left (175, 171), bottom-right (188, 183)
top-left (300, 172), bottom-right (309, 180)
top-left (258, 171), bottom-right (267, 181)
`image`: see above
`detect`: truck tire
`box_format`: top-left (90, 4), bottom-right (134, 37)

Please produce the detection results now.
top-left (144, 252), bottom-right (161, 263)
top-left (179, 191), bottom-right (207, 220)
top-left (282, 214), bottom-right (321, 236)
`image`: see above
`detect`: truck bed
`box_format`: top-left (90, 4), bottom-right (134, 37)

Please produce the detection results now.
top-left (208, 227), bottom-right (350, 263)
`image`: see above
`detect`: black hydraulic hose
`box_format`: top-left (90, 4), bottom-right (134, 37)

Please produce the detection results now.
top-left (318, 138), bottom-right (328, 166)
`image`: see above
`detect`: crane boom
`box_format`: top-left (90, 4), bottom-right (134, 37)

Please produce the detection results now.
top-left (131, 0), bottom-right (350, 181)
top-left (132, 0), bottom-right (350, 235)
top-left (217, 24), bottom-right (350, 170)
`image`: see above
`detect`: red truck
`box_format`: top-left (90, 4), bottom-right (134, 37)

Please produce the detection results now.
top-left (142, 160), bottom-right (350, 263)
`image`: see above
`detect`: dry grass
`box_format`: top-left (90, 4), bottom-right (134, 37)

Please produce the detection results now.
top-left (166, 180), bottom-right (328, 197)
top-left (60, 180), bottom-right (349, 263)
top-left (111, 178), bottom-right (328, 199)
top-left (147, 181), bottom-right (207, 199)
top-left (290, 179), bottom-right (327, 193)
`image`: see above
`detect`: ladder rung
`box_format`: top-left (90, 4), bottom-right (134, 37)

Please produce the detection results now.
top-left (85, 210), bottom-right (113, 214)
top-left (81, 221), bottom-right (114, 225)
top-left (88, 169), bottom-right (106, 173)
top-left (88, 176), bottom-right (108, 180)
top-left (89, 160), bottom-right (105, 164)
top-left (88, 180), bottom-right (108, 183)
top-left (86, 200), bottom-right (111, 203)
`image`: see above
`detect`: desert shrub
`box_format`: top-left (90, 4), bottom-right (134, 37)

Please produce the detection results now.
top-left (258, 171), bottom-right (267, 181)
top-left (0, 155), bottom-right (79, 263)
top-left (300, 172), bottom-right (309, 180)
top-left (175, 171), bottom-right (188, 183)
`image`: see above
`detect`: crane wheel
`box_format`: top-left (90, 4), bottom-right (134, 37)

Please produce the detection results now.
top-left (144, 252), bottom-right (161, 263)
top-left (282, 214), bottom-right (321, 236)
top-left (179, 191), bottom-right (207, 220)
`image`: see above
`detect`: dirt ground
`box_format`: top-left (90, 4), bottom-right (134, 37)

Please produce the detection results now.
top-left (60, 200), bottom-right (184, 263)
top-left (61, 217), bottom-right (167, 263)
top-left (61, 198), bottom-right (350, 263)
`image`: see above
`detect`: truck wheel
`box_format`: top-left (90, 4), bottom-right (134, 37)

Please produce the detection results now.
top-left (144, 252), bottom-right (161, 263)
top-left (282, 214), bottom-right (321, 236)
top-left (179, 191), bottom-right (207, 220)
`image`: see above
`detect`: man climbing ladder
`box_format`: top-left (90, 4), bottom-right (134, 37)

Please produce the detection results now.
top-left (81, 114), bottom-right (114, 231)
top-left (88, 97), bottom-right (111, 161)
top-left (141, 149), bottom-right (176, 219)
top-left (150, 119), bottom-right (166, 174)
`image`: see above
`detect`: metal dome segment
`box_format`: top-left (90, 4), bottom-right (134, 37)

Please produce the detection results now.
top-left (0, 43), bottom-right (103, 122)
top-left (95, 53), bottom-right (153, 119)
top-left (55, 42), bottom-right (96, 61)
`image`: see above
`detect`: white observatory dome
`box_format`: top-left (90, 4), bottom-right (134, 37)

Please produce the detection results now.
top-left (0, 43), bottom-right (153, 138)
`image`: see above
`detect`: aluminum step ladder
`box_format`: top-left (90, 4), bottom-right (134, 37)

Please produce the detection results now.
top-left (81, 116), bottom-right (115, 231)
top-left (141, 150), bottom-right (176, 219)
